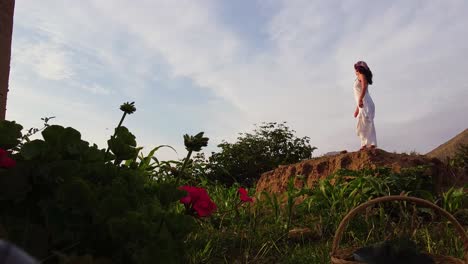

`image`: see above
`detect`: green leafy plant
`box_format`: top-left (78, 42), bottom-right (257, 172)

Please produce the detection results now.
top-left (20, 116), bottom-right (55, 144)
top-left (0, 102), bottom-right (212, 264)
top-left (104, 101), bottom-right (136, 160)
top-left (285, 176), bottom-right (311, 230)
top-left (2, 107), bottom-right (464, 263)
top-left (440, 187), bottom-right (466, 213)
top-left (448, 144), bottom-right (468, 175)
top-left (202, 122), bottom-right (316, 186)
top-left (302, 167), bottom-right (435, 235)
top-left (107, 126), bottom-right (138, 163)
top-left (178, 132), bottom-right (209, 183)
top-left (0, 120), bottom-right (22, 150)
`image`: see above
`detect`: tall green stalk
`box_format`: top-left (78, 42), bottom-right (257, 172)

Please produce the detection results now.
top-left (105, 102), bottom-right (136, 160)
top-left (176, 150), bottom-right (193, 185)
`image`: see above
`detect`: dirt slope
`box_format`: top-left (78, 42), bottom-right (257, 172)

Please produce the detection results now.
top-left (256, 149), bottom-right (449, 194)
top-left (426, 128), bottom-right (468, 162)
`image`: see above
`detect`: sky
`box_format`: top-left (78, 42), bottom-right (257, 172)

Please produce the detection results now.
top-left (7, 0), bottom-right (468, 160)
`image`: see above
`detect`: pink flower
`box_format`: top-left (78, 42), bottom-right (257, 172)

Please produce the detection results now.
top-left (179, 186), bottom-right (217, 217)
top-left (0, 148), bottom-right (16, 169)
top-left (238, 187), bottom-right (253, 203)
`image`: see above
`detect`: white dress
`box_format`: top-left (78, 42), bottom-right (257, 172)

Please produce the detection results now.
top-left (353, 79), bottom-right (377, 147)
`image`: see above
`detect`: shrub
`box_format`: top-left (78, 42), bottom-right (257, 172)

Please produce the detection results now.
top-left (0, 102), bottom-right (208, 264)
top-left (202, 122), bottom-right (316, 186)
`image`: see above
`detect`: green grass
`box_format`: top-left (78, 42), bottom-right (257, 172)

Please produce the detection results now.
top-left (183, 169), bottom-right (466, 263)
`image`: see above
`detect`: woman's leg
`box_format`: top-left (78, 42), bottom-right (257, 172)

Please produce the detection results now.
top-left (357, 115), bottom-right (367, 150)
top-left (359, 131), bottom-right (368, 150)
top-left (368, 120), bottom-right (377, 148)
top-left (359, 117), bottom-right (377, 150)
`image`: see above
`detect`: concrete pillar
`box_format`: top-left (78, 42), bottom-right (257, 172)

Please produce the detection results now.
top-left (0, 0), bottom-right (15, 121)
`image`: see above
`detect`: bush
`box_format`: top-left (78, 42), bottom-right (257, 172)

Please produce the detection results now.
top-left (202, 122), bottom-right (316, 186)
top-left (0, 103), bottom-right (208, 264)
top-left (450, 144), bottom-right (468, 174)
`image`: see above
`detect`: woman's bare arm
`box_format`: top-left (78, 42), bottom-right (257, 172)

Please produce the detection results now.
top-left (357, 73), bottom-right (368, 108)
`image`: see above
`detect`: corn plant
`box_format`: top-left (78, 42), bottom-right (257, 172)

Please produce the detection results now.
top-left (440, 187), bottom-right (466, 213)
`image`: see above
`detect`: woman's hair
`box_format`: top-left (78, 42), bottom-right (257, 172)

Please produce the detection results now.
top-left (354, 61), bottom-right (373, 85)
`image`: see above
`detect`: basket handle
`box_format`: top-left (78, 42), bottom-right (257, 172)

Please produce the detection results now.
top-left (331, 195), bottom-right (468, 262)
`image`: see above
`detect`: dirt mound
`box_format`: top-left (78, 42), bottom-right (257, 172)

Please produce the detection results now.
top-left (255, 149), bottom-right (450, 194)
top-left (426, 128), bottom-right (468, 162)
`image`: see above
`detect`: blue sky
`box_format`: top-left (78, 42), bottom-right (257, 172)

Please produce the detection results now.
top-left (8, 0), bottom-right (468, 160)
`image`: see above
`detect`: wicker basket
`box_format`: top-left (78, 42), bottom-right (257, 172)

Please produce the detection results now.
top-left (330, 195), bottom-right (468, 264)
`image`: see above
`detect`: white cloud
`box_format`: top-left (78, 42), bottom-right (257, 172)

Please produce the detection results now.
top-left (9, 0), bottom-right (468, 159)
top-left (7, 81), bottom-right (112, 147)
top-left (80, 83), bottom-right (111, 95)
top-left (13, 41), bottom-right (73, 80)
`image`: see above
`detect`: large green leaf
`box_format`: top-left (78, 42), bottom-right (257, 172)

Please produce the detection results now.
top-left (82, 144), bottom-right (107, 162)
top-left (138, 145), bottom-right (177, 171)
top-left (20, 140), bottom-right (50, 160)
top-left (41, 125), bottom-right (88, 158)
top-left (42, 125), bottom-right (66, 145)
top-left (0, 120), bottom-right (23, 150)
top-left (107, 126), bottom-right (138, 161)
top-left (153, 182), bottom-right (186, 208)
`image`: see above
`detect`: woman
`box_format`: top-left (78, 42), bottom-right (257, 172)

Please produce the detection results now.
top-left (353, 61), bottom-right (377, 150)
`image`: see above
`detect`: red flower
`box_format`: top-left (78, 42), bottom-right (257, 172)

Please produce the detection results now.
top-left (0, 148), bottom-right (16, 169)
top-left (193, 199), bottom-right (217, 217)
top-left (238, 187), bottom-right (253, 203)
top-left (179, 186), bottom-right (217, 217)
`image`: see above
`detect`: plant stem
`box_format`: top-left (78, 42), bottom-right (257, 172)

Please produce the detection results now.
top-left (176, 150), bottom-right (193, 185)
top-left (104, 112), bottom-right (127, 160)
top-left (116, 112), bottom-right (127, 130)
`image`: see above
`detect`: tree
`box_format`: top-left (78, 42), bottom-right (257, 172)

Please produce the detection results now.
top-left (0, 0), bottom-right (15, 121)
top-left (205, 122), bottom-right (316, 186)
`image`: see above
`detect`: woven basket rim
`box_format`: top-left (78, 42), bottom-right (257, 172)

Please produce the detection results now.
top-left (329, 195), bottom-right (468, 263)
